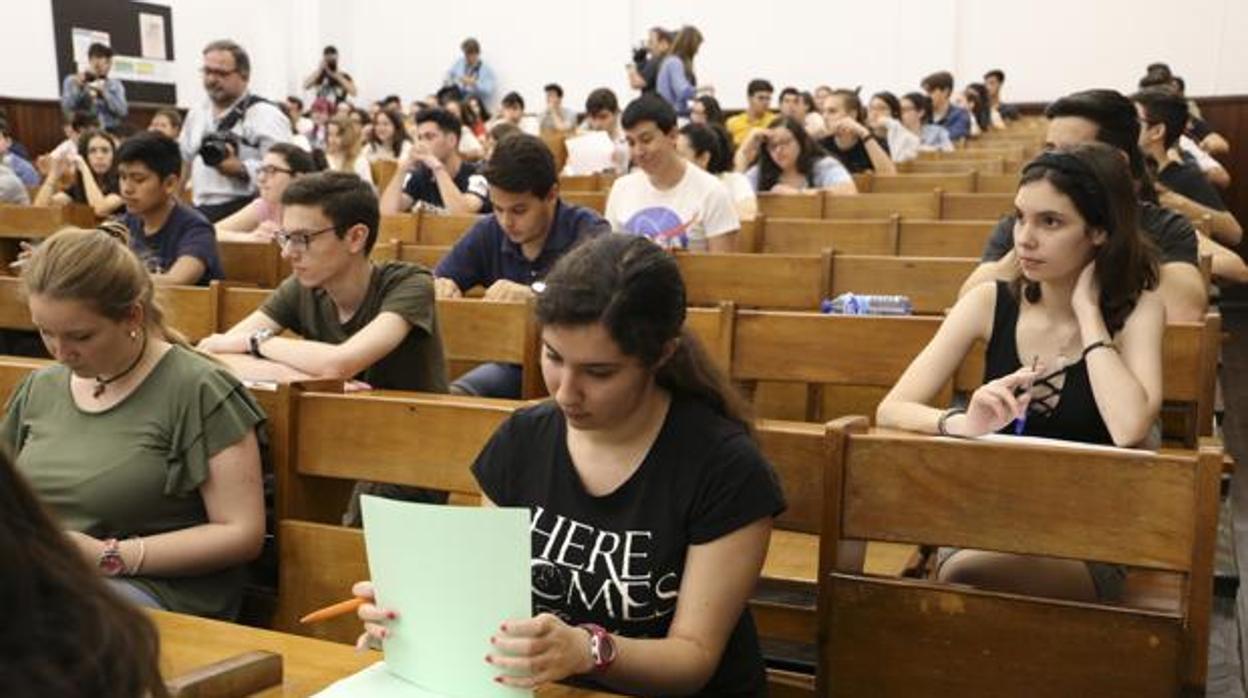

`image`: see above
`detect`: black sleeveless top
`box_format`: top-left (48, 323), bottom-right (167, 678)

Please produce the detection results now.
top-left (983, 282), bottom-right (1113, 445)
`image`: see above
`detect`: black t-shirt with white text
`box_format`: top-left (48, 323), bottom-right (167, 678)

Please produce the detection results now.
top-left (471, 398), bottom-right (785, 697)
top-left (980, 201), bottom-right (1199, 266)
top-left (401, 160), bottom-right (492, 214)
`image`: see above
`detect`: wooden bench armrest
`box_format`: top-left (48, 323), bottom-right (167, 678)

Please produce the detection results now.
top-left (165, 650), bottom-right (283, 697)
top-left (1198, 436), bottom-right (1235, 474)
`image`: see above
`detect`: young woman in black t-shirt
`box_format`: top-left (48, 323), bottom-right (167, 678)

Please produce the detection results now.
top-left (354, 234), bottom-right (785, 697)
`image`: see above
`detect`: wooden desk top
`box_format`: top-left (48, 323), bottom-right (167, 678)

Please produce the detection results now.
top-left (152, 610), bottom-right (622, 697)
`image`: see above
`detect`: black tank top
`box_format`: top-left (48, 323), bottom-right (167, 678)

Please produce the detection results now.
top-left (983, 282), bottom-right (1113, 445)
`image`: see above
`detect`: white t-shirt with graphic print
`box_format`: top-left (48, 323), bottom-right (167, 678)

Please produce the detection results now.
top-left (603, 162), bottom-right (740, 251)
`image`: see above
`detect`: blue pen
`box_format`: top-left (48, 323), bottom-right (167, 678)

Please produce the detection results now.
top-left (1013, 355), bottom-right (1039, 435)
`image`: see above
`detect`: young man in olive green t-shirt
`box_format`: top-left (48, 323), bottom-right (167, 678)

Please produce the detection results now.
top-left (197, 172), bottom-right (447, 393)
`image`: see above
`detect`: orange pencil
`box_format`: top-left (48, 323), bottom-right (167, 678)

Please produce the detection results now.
top-left (299, 597), bottom-right (365, 624)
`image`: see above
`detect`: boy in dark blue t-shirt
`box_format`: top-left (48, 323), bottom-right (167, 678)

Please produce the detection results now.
top-left (116, 132), bottom-right (224, 286)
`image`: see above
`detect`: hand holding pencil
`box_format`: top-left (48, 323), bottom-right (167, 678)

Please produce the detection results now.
top-left (958, 363), bottom-right (1042, 438)
top-left (300, 580), bottom-right (397, 653)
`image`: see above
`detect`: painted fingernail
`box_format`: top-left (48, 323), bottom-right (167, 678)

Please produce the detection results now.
top-left (499, 622), bottom-right (508, 632)
top-left (494, 677), bottom-right (504, 684)
top-left (484, 654), bottom-right (493, 664)
top-left (387, 610), bottom-right (397, 620)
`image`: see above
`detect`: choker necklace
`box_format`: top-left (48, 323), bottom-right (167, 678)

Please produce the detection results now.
top-left (93, 331), bottom-right (148, 398)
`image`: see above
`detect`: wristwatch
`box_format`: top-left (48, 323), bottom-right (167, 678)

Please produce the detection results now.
top-left (579, 623), bottom-right (617, 673)
top-left (249, 328), bottom-right (275, 358)
top-left (98, 538), bottom-right (126, 577)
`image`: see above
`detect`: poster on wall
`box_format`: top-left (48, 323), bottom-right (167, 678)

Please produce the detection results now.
top-left (139, 13), bottom-right (166, 60)
top-left (110, 55), bottom-right (175, 84)
top-left (70, 27), bottom-right (110, 73)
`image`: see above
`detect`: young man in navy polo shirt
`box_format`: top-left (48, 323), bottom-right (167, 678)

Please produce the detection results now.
top-left (435, 133), bottom-right (610, 397)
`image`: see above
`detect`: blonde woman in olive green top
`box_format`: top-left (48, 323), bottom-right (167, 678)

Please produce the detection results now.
top-left (1, 225), bottom-right (265, 619)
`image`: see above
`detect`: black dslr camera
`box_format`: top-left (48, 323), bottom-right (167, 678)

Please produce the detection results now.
top-left (198, 95), bottom-right (266, 169)
top-left (199, 131), bottom-right (240, 167)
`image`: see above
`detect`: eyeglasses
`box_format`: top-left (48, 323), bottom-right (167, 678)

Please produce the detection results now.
top-left (275, 225), bottom-right (336, 251)
top-left (258, 165), bottom-right (293, 178)
top-left (200, 66), bottom-right (238, 79)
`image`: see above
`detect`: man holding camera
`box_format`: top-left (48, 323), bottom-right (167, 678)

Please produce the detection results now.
top-left (178, 39), bottom-right (289, 222)
top-left (302, 45), bottom-right (357, 108)
top-left (60, 43), bottom-right (128, 132)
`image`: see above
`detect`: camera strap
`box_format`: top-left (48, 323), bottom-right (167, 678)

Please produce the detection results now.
top-left (216, 93), bottom-right (265, 133)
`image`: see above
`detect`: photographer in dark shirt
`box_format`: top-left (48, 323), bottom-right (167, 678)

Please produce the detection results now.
top-left (302, 45), bottom-right (358, 108)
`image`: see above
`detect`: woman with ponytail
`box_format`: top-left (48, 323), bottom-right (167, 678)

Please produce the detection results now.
top-left (877, 143), bottom-right (1163, 602)
top-left (354, 234), bottom-right (784, 696)
top-left (0, 224), bottom-right (266, 619)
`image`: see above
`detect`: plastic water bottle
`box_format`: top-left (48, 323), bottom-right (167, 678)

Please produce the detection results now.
top-left (820, 293), bottom-right (913, 316)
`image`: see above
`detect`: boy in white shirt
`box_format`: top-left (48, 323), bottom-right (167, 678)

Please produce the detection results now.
top-left (604, 94), bottom-right (739, 252)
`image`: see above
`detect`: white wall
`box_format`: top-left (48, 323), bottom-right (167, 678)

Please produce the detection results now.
top-left (0, 0), bottom-right (306, 107)
top-left (2, 0), bottom-right (61, 100)
top-left (2, 0), bottom-right (1246, 110)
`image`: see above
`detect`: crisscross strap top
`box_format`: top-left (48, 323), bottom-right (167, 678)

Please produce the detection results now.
top-left (982, 282), bottom-right (1113, 445)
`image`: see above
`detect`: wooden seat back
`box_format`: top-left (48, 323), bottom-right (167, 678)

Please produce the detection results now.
top-left (900, 158), bottom-right (1005, 175)
top-left (758, 217), bottom-right (898, 255)
top-left (376, 242), bottom-right (456, 272)
top-left (940, 193), bottom-right (1015, 220)
top-left (976, 173), bottom-right (1022, 194)
top-left (558, 173), bottom-right (613, 191)
top-left (676, 251), bottom-right (829, 311)
top-left (822, 192), bottom-right (941, 220)
top-left (219, 240), bottom-right (285, 288)
top-left (370, 160), bottom-right (399, 191)
top-left (731, 311), bottom-right (947, 422)
top-left (437, 298), bottom-right (544, 399)
top-left (758, 193), bottom-right (823, 219)
top-left (870, 172), bottom-right (975, 194)
top-left (817, 419), bottom-right (1220, 696)
top-left (415, 210), bottom-right (481, 246)
top-left (0, 203), bottom-right (96, 237)
top-left (684, 301), bottom-right (736, 375)
top-left (378, 214), bottom-right (418, 244)
top-left (896, 219), bottom-right (997, 258)
top-left (560, 190), bottom-right (606, 213)
top-left (829, 255), bottom-right (977, 315)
